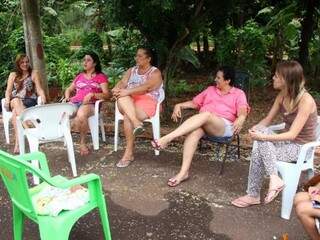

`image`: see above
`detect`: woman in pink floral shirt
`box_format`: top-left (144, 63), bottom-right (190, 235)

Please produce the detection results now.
top-left (64, 52), bottom-right (109, 155)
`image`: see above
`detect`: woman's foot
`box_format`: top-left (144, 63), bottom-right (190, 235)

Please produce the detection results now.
top-left (167, 173), bottom-right (189, 187)
top-left (265, 176), bottom-right (285, 204)
top-left (151, 138), bottom-right (169, 151)
top-left (79, 144), bottom-right (90, 156)
top-left (231, 195), bottom-right (261, 208)
top-left (116, 155), bottom-right (135, 168)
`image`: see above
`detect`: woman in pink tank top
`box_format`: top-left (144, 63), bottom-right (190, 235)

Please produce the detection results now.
top-left (112, 47), bottom-right (164, 168)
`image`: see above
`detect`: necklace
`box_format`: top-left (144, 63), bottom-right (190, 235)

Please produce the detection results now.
top-left (138, 65), bottom-right (152, 75)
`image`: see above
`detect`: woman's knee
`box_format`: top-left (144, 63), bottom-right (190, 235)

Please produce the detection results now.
top-left (294, 192), bottom-right (310, 206)
top-left (295, 201), bottom-right (312, 217)
top-left (188, 128), bottom-right (204, 139)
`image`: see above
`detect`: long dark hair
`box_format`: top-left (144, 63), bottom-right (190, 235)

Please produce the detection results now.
top-left (276, 60), bottom-right (305, 112)
top-left (14, 54), bottom-right (32, 91)
top-left (84, 51), bottom-right (102, 73)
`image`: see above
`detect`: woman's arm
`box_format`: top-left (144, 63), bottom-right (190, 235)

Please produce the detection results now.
top-left (5, 72), bottom-right (16, 105)
top-left (252, 93), bottom-right (282, 129)
top-left (113, 69), bottom-right (131, 90)
top-left (82, 82), bottom-right (110, 104)
top-left (171, 101), bottom-right (198, 122)
top-left (251, 94), bottom-right (316, 142)
top-left (32, 71), bottom-right (46, 103)
top-left (64, 82), bottom-right (76, 101)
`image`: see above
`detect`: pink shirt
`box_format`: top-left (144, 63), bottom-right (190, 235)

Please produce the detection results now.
top-left (192, 86), bottom-right (248, 122)
top-left (70, 73), bottom-right (108, 103)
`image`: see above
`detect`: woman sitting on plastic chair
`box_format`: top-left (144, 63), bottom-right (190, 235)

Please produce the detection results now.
top-left (4, 54), bottom-right (47, 153)
top-left (151, 66), bottom-right (249, 187)
top-left (64, 51), bottom-right (109, 155)
top-left (112, 47), bottom-right (164, 168)
top-left (232, 60), bottom-right (318, 208)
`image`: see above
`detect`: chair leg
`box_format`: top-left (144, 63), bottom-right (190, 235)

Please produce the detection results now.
top-left (236, 134), bottom-right (240, 160)
top-left (39, 223), bottom-right (71, 240)
top-left (97, 198), bottom-right (112, 240)
top-left (114, 119), bottom-right (119, 152)
top-left (4, 117), bottom-right (10, 144)
top-left (279, 171), bottom-right (301, 219)
top-left (219, 144), bottom-right (229, 175)
top-left (13, 204), bottom-right (24, 240)
top-left (100, 117), bottom-right (106, 142)
top-left (27, 137), bottom-right (40, 184)
top-left (64, 132), bottom-right (77, 176)
top-left (151, 118), bottom-right (160, 156)
top-left (89, 117), bottom-right (99, 150)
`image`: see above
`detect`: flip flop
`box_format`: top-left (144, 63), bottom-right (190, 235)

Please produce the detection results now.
top-left (264, 184), bottom-right (285, 204)
top-left (231, 198), bottom-right (261, 208)
top-left (133, 124), bottom-right (145, 136)
top-left (116, 158), bottom-right (134, 168)
top-left (167, 176), bottom-right (189, 187)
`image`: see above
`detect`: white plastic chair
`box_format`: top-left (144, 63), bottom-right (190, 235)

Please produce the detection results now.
top-left (16, 103), bottom-right (78, 180)
top-left (1, 97), bottom-right (43, 144)
top-left (88, 100), bottom-right (106, 150)
top-left (114, 94), bottom-right (164, 156)
top-left (269, 116), bottom-right (320, 220)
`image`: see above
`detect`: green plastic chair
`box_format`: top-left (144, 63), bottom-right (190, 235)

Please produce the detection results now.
top-left (0, 150), bottom-right (112, 240)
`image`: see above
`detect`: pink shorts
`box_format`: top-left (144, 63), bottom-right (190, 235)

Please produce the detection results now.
top-left (132, 94), bottom-right (157, 118)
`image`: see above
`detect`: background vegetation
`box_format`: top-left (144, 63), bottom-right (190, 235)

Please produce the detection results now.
top-left (0, 0), bottom-right (319, 99)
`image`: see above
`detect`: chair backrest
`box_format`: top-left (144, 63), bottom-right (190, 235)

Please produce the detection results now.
top-left (0, 150), bottom-right (37, 217)
top-left (19, 103), bottom-right (77, 140)
top-left (234, 70), bottom-right (250, 99)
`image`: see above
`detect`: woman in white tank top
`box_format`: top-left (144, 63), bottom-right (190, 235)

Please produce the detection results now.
top-left (112, 47), bottom-right (164, 168)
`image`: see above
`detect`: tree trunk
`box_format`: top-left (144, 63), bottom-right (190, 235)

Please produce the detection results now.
top-left (21, 0), bottom-right (48, 95)
top-left (203, 32), bottom-right (209, 56)
top-left (298, 0), bottom-right (318, 70)
top-left (21, 1), bottom-right (32, 66)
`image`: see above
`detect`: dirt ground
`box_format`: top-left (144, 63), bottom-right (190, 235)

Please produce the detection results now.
top-left (0, 86), bottom-right (319, 240)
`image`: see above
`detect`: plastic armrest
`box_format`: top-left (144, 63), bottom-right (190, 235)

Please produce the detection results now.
top-left (296, 141), bottom-right (320, 166)
top-left (94, 100), bottom-right (104, 116)
top-left (50, 173), bottom-right (100, 189)
top-left (268, 123), bottom-right (286, 131)
top-left (16, 151), bottom-right (51, 177)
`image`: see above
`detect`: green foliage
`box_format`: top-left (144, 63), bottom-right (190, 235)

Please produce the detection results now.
top-left (44, 34), bottom-right (71, 63)
top-left (7, 27), bottom-right (25, 57)
top-left (107, 27), bottom-right (146, 69)
top-left (55, 59), bottom-right (82, 90)
top-left (104, 65), bottom-right (125, 88)
top-left (177, 46), bottom-right (200, 69)
top-left (80, 32), bottom-right (104, 54)
top-left (215, 20), bottom-right (269, 86)
top-left (168, 79), bottom-right (193, 96)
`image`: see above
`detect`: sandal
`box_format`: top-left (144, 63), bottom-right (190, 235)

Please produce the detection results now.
top-left (167, 176), bottom-right (189, 187)
top-left (133, 124), bottom-right (145, 136)
top-left (264, 184), bottom-right (285, 204)
top-left (116, 158), bottom-right (134, 168)
top-left (151, 139), bottom-right (162, 151)
top-left (231, 196), bottom-right (261, 208)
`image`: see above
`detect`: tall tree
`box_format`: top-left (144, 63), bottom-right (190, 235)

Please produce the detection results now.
top-left (298, 0), bottom-right (319, 69)
top-left (21, 0), bottom-right (48, 94)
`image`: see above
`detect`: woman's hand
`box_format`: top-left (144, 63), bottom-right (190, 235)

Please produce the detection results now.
top-left (112, 88), bottom-right (130, 99)
top-left (40, 94), bottom-right (47, 104)
top-left (248, 129), bottom-right (267, 141)
top-left (171, 104), bottom-right (182, 122)
top-left (233, 118), bottom-right (245, 134)
top-left (83, 93), bottom-right (95, 104)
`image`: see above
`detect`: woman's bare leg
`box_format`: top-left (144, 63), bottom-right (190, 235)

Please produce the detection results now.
top-left (155, 112), bottom-right (225, 148)
top-left (117, 100), bottom-right (148, 165)
top-left (295, 200), bottom-right (320, 240)
top-left (10, 98), bottom-right (25, 153)
top-left (117, 96), bottom-right (144, 128)
top-left (74, 104), bottom-right (94, 155)
top-left (168, 128), bottom-right (205, 186)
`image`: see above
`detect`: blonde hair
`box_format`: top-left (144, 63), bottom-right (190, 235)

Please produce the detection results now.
top-left (276, 60), bottom-right (305, 112)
